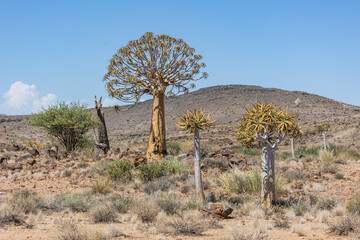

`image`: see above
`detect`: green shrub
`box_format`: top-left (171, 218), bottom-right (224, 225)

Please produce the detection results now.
top-left (51, 193), bottom-right (89, 212)
top-left (137, 161), bottom-right (168, 182)
top-left (185, 201), bottom-right (200, 210)
top-left (167, 142), bottom-right (182, 155)
top-left (293, 201), bottom-right (308, 216)
top-left (166, 157), bottom-right (193, 175)
top-left (28, 102), bottom-right (99, 152)
top-left (219, 168), bottom-right (261, 194)
top-left (277, 152), bottom-right (291, 160)
top-left (234, 146), bottom-right (261, 156)
top-left (346, 195), bottom-right (360, 215)
top-left (295, 145), bottom-right (321, 157)
top-left (219, 168), bottom-right (285, 196)
top-left (92, 179), bottom-right (110, 194)
top-left (137, 159), bottom-right (192, 182)
top-left (112, 196), bottom-right (133, 213)
top-left (107, 160), bottom-right (133, 181)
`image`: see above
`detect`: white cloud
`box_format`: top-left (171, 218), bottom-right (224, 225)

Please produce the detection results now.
top-left (102, 97), bottom-right (119, 107)
top-left (0, 81), bottom-right (57, 115)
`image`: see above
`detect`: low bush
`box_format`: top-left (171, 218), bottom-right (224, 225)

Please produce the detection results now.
top-left (107, 160), bottom-right (133, 182)
top-left (295, 145), bottom-right (321, 157)
top-left (167, 142), bottom-right (182, 155)
top-left (234, 146), bottom-right (261, 156)
top-left (90, 204), bottom-right (117, 223)
top-left (51, 193), bottom-right (90, 212)
top-left (138, 159), bottom-right (192, 182)
top-left (92, 179), bottom-right (110, 194)
top-left (346, 195), bottom-right (360, 215)
top-left (202, 157), bottom-right (228, 171)
top-left (318, 198), bottom-right (336, 210)
top-left (160, 214), bottom-right (208, 236)
top-left (10, 190), bottom-right (45, 214)
top-left (293, 201), bottom-right (308, 216)
top-left (58, 221), bottom-right (88, 240)
top-left (219, 168), bottom-right (285, 196)
top-left (134, 199), bottom-right (159, 223)
top-left (219, 168), bottom-right (261, 194)
top-left (156, 196), bottom-right (182, 215)
top-left (112, 196), bottom-right (133, 213)
top-left (143, 177), bottom-right (172, 195)
top-left (0, 208), bottom-right (24, 227)
top-left (165, 157), bottom-right (193, 175)
top-left (329, 215), bottom-right (360, 236)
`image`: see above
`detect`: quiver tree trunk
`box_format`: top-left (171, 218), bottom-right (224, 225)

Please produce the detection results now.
top-left (257, 132), bottom-right (284, 208)
top-left (290, 138), bottom-right (295, 159)
top-left (261, 145), bottom-right (275, 208)
top-left (94, 96), bottom-right (110, 154)
top-left (323, 132), bottom-right (327, 152)
top-left (146, 91), bottom-right (167, 161)
top-left (194, 128), bottom-right (205, 204)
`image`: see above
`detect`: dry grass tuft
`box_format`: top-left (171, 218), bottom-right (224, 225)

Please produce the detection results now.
top-left (90, 204), bottom-right (117, 223)
top-left (159, 212), bottom-right (208, 236)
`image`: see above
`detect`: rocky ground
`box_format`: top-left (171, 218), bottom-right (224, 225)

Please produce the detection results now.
top-left (0, 139), bottom-right (359, 240)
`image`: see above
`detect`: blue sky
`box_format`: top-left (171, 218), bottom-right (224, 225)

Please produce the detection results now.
top-left (1, 0), bottom-right (359, 115)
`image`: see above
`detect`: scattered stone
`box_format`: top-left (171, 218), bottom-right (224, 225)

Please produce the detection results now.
top-left (202, 202), bottom-right (233, 218)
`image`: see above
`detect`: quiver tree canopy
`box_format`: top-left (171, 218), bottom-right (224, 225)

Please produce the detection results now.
top-left (103, 32), bottom-right (208, 103)
top-left (103, 32), bottom-right (207, 160)
top-left (235, 101), bottom-right (301, 148)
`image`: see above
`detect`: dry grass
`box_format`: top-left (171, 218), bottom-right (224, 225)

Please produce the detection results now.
top-left (133, 198), bottom-right (159, 223)
top-left (329, 215), bottom-right (360, 236)
top-left (90, 204), bottom-right (117, 223)
top-left (158, 212), bottom-right (208, 236)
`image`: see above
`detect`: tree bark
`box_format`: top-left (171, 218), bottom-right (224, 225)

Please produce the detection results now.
top-left (194, 128), bottom-right (205, 204)
top-left (261, 145), bottom-right (275, 208)
top-left (257, 132), bottom-right (284, 208)
top-left (146, 91), bottom-right (167, 160)
top-left (290, 138), bottom-right (295, 159)
top-left (95, 96), bottom-right (110, 154)
top-left (323, 132), bottom-right (327, 152)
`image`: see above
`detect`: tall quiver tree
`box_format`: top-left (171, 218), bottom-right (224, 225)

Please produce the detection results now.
top-left (177, 108), bottom-right (215, 204)
top-left (235, 102), bottom-right (301, 208)
top-left (316, 124), bottom-right (330, 152)
top-left (94, 96), bottom-right (110, 154)
top-left (103, 32), bottom-right (207, 161)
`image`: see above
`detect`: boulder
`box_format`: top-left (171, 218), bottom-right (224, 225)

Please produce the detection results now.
top-left (202, 202), bottom-right (233, 218)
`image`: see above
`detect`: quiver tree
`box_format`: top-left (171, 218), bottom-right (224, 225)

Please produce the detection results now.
top-left (103, 32), bottom-right (207, 161)
top-left (290, 124), bottom-right (302, 159)
top-left (94, 96), bottom-right (110, 154)
top-left (316, 124), bottom-right (330, 151)
top-left (234, 102), bottom-right (301, 207)
top-left (177, 108), bottom-right (215, 204)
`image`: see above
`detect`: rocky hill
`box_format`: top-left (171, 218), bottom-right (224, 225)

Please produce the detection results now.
top-left (1, 85), bottom-right (360, 151)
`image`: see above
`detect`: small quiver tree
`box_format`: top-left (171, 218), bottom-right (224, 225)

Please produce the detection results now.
top-left (316, 124), bottom-right (330, 152)
top-left (103, 32), bottom-right (207, 161)
top-left (177, 108), bottom-right (215, 204)
top-left (234, 102), bottom-right (301, 208)
top-left (290, 123), bottom-right (302, 159)
top-left (94, 96), bottom-right (110, 154)
top-left (29, 102), bottom-right (99, 153)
